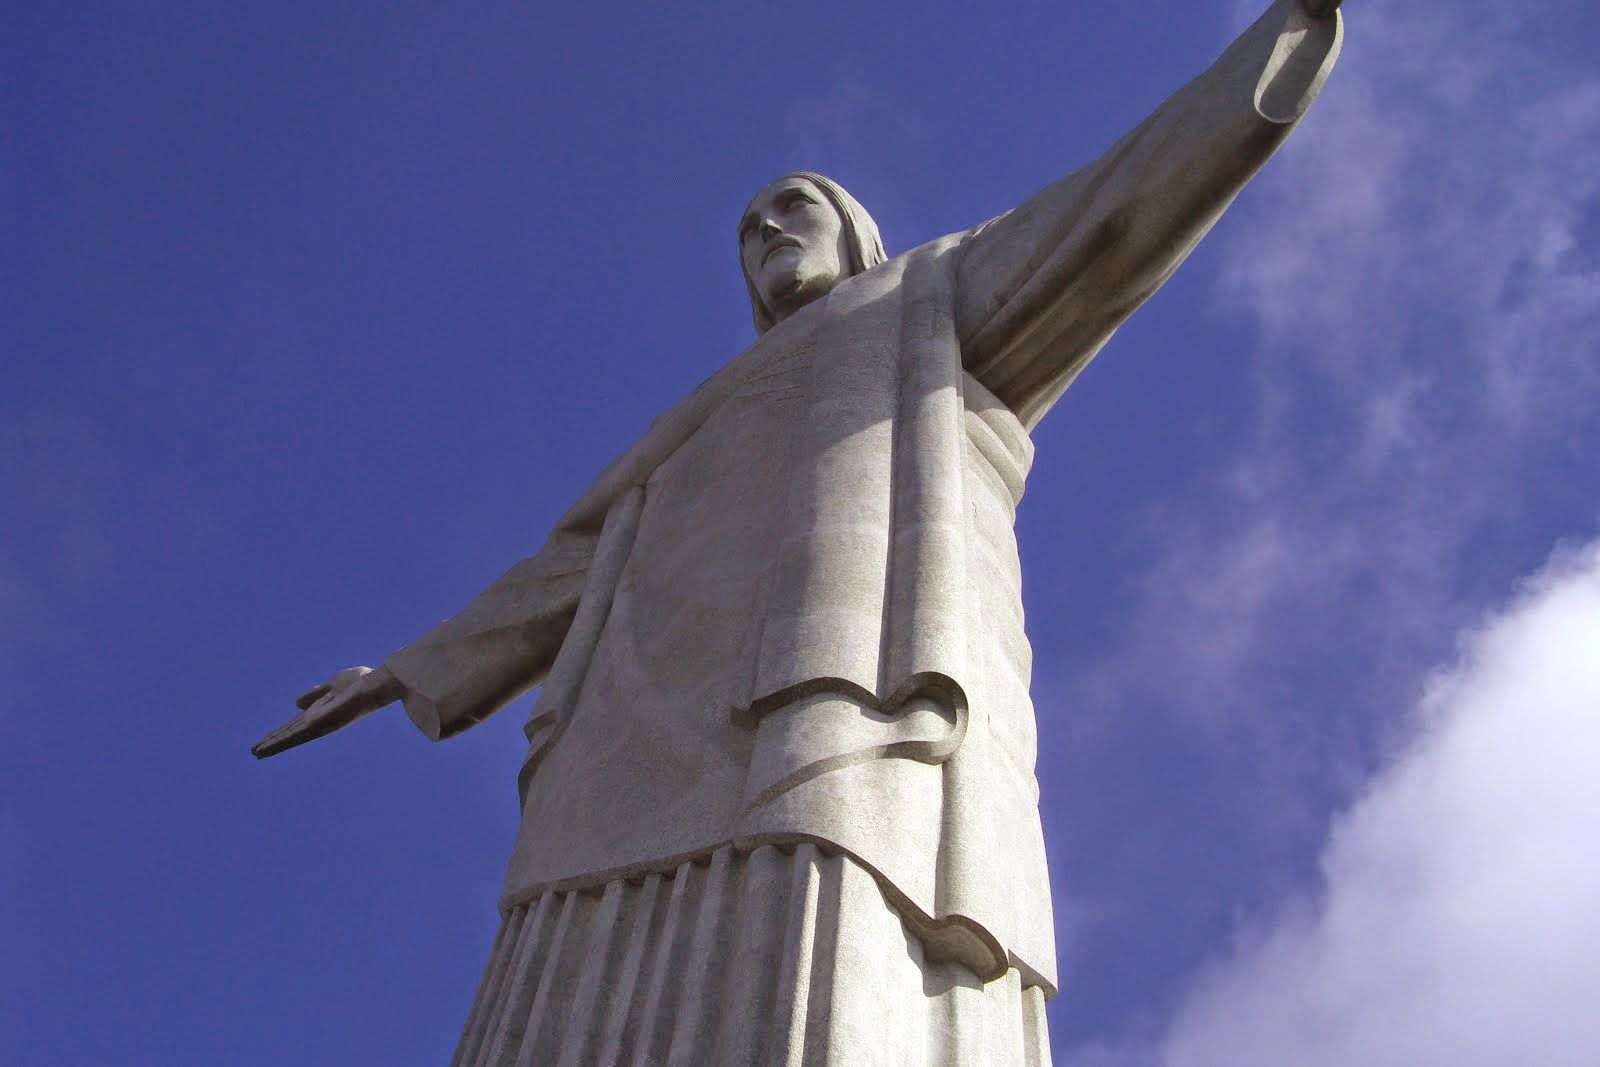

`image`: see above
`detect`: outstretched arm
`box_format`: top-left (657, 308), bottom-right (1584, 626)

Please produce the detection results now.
top-left (251, 315), bottom-right (734, 760)
top-left (252, 525), bottom-right (594, 758)
top-left (954, 0), bottom-right (1343, 428)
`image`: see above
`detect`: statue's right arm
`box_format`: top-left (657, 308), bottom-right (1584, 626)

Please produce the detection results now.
top-left (252, 665), bottom-right (404, 758)
top-left (253, 526), bottom-right (594, 758)
top-left (379, 529), bottom-right (591, 742)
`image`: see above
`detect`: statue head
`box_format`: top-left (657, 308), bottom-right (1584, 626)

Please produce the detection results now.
top-left (739, 172), bottom-right (886, 334)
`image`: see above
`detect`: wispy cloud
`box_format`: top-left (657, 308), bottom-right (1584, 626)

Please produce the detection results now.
top-left (1056, 0), bottom-right (1600, 1057)
top-left (1073, 0), bottom-right (1600, 775)
top-left (1190, 0), bottom-right (1600, 700)
top-left (1162, 538), bottom-right (1600, 1067)
top-left (1226, 0), bottom-right (1600, 438)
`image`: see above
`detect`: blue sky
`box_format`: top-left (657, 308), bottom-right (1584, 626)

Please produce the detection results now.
top-left (6, 1), bottom-right (1599, 1063)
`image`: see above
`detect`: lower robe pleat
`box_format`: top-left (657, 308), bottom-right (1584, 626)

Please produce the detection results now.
top-left (452, 842), bottom-right (1051, 1067)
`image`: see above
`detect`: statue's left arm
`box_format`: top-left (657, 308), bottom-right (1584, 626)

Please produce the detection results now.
top-left (954, 0), bottom-right (1342, 428)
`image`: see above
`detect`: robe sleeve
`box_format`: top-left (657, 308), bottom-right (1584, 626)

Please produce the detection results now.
top-left (381, 525), bottom-right (596, 741)
top-left (954, 0), bottom-right (1342, 428)
top-left (377, 318), bottom-right (763, 744)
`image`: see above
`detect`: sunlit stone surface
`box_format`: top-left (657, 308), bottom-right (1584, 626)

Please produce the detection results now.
top-left (256, 2), bottom-right (1342, 1060)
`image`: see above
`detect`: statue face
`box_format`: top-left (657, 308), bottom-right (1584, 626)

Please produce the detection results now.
top-left (739, 177), bottom-right (850, 323)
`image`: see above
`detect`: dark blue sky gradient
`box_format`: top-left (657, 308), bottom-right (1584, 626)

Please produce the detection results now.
top-left (8, 2), bottom-right (1599, 1064)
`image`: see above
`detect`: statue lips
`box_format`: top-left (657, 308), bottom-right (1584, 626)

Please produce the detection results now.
top-left (762, 237), bottom-right (802, 265)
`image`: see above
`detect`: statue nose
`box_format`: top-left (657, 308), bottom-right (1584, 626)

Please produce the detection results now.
top-left (759, 218), bottom-right (781, 240)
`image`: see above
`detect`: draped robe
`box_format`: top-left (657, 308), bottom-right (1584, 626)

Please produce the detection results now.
top-left (381, 2), bottom-right (1341, 1057)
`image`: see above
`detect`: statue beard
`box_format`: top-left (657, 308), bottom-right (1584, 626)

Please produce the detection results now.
top-left (758, 257), bottom-right (841, 322)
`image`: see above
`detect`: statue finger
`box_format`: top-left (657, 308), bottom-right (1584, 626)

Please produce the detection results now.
top-left (295, 682), bottom-right (333, 710)
top-left (252, 714), bottom-right (310, 758)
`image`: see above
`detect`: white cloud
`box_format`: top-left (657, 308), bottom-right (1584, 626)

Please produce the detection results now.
top-left (1052, 1), bottom-right (1600, 1057)
top-left (1162, 538), bottom-right (1600, 1067)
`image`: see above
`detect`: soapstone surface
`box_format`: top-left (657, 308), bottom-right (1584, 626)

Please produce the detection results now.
top-left (256, 2), bottom-right (1343, 1060)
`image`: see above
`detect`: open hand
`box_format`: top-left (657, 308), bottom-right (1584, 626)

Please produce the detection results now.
top-left (252, 665), bottom-right (402, 759)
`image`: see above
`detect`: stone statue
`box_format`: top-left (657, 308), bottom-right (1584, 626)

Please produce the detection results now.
top-left (255, 2), bottom-right (1343, 1061)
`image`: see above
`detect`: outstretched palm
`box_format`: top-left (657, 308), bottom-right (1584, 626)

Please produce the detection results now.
top-left (252, 665), bottom-right (401, 758)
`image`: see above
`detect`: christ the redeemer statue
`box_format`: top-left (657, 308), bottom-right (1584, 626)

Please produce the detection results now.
top-left (255, 2), bottom-right (1343, 1062)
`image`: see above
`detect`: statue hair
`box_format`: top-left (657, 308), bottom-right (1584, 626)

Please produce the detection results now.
top-left (741, 172), bottom-right (887, 335)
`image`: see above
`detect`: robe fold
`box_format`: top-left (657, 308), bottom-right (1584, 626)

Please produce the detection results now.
top-left (381, 1), bottom-right (1341, 1054)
